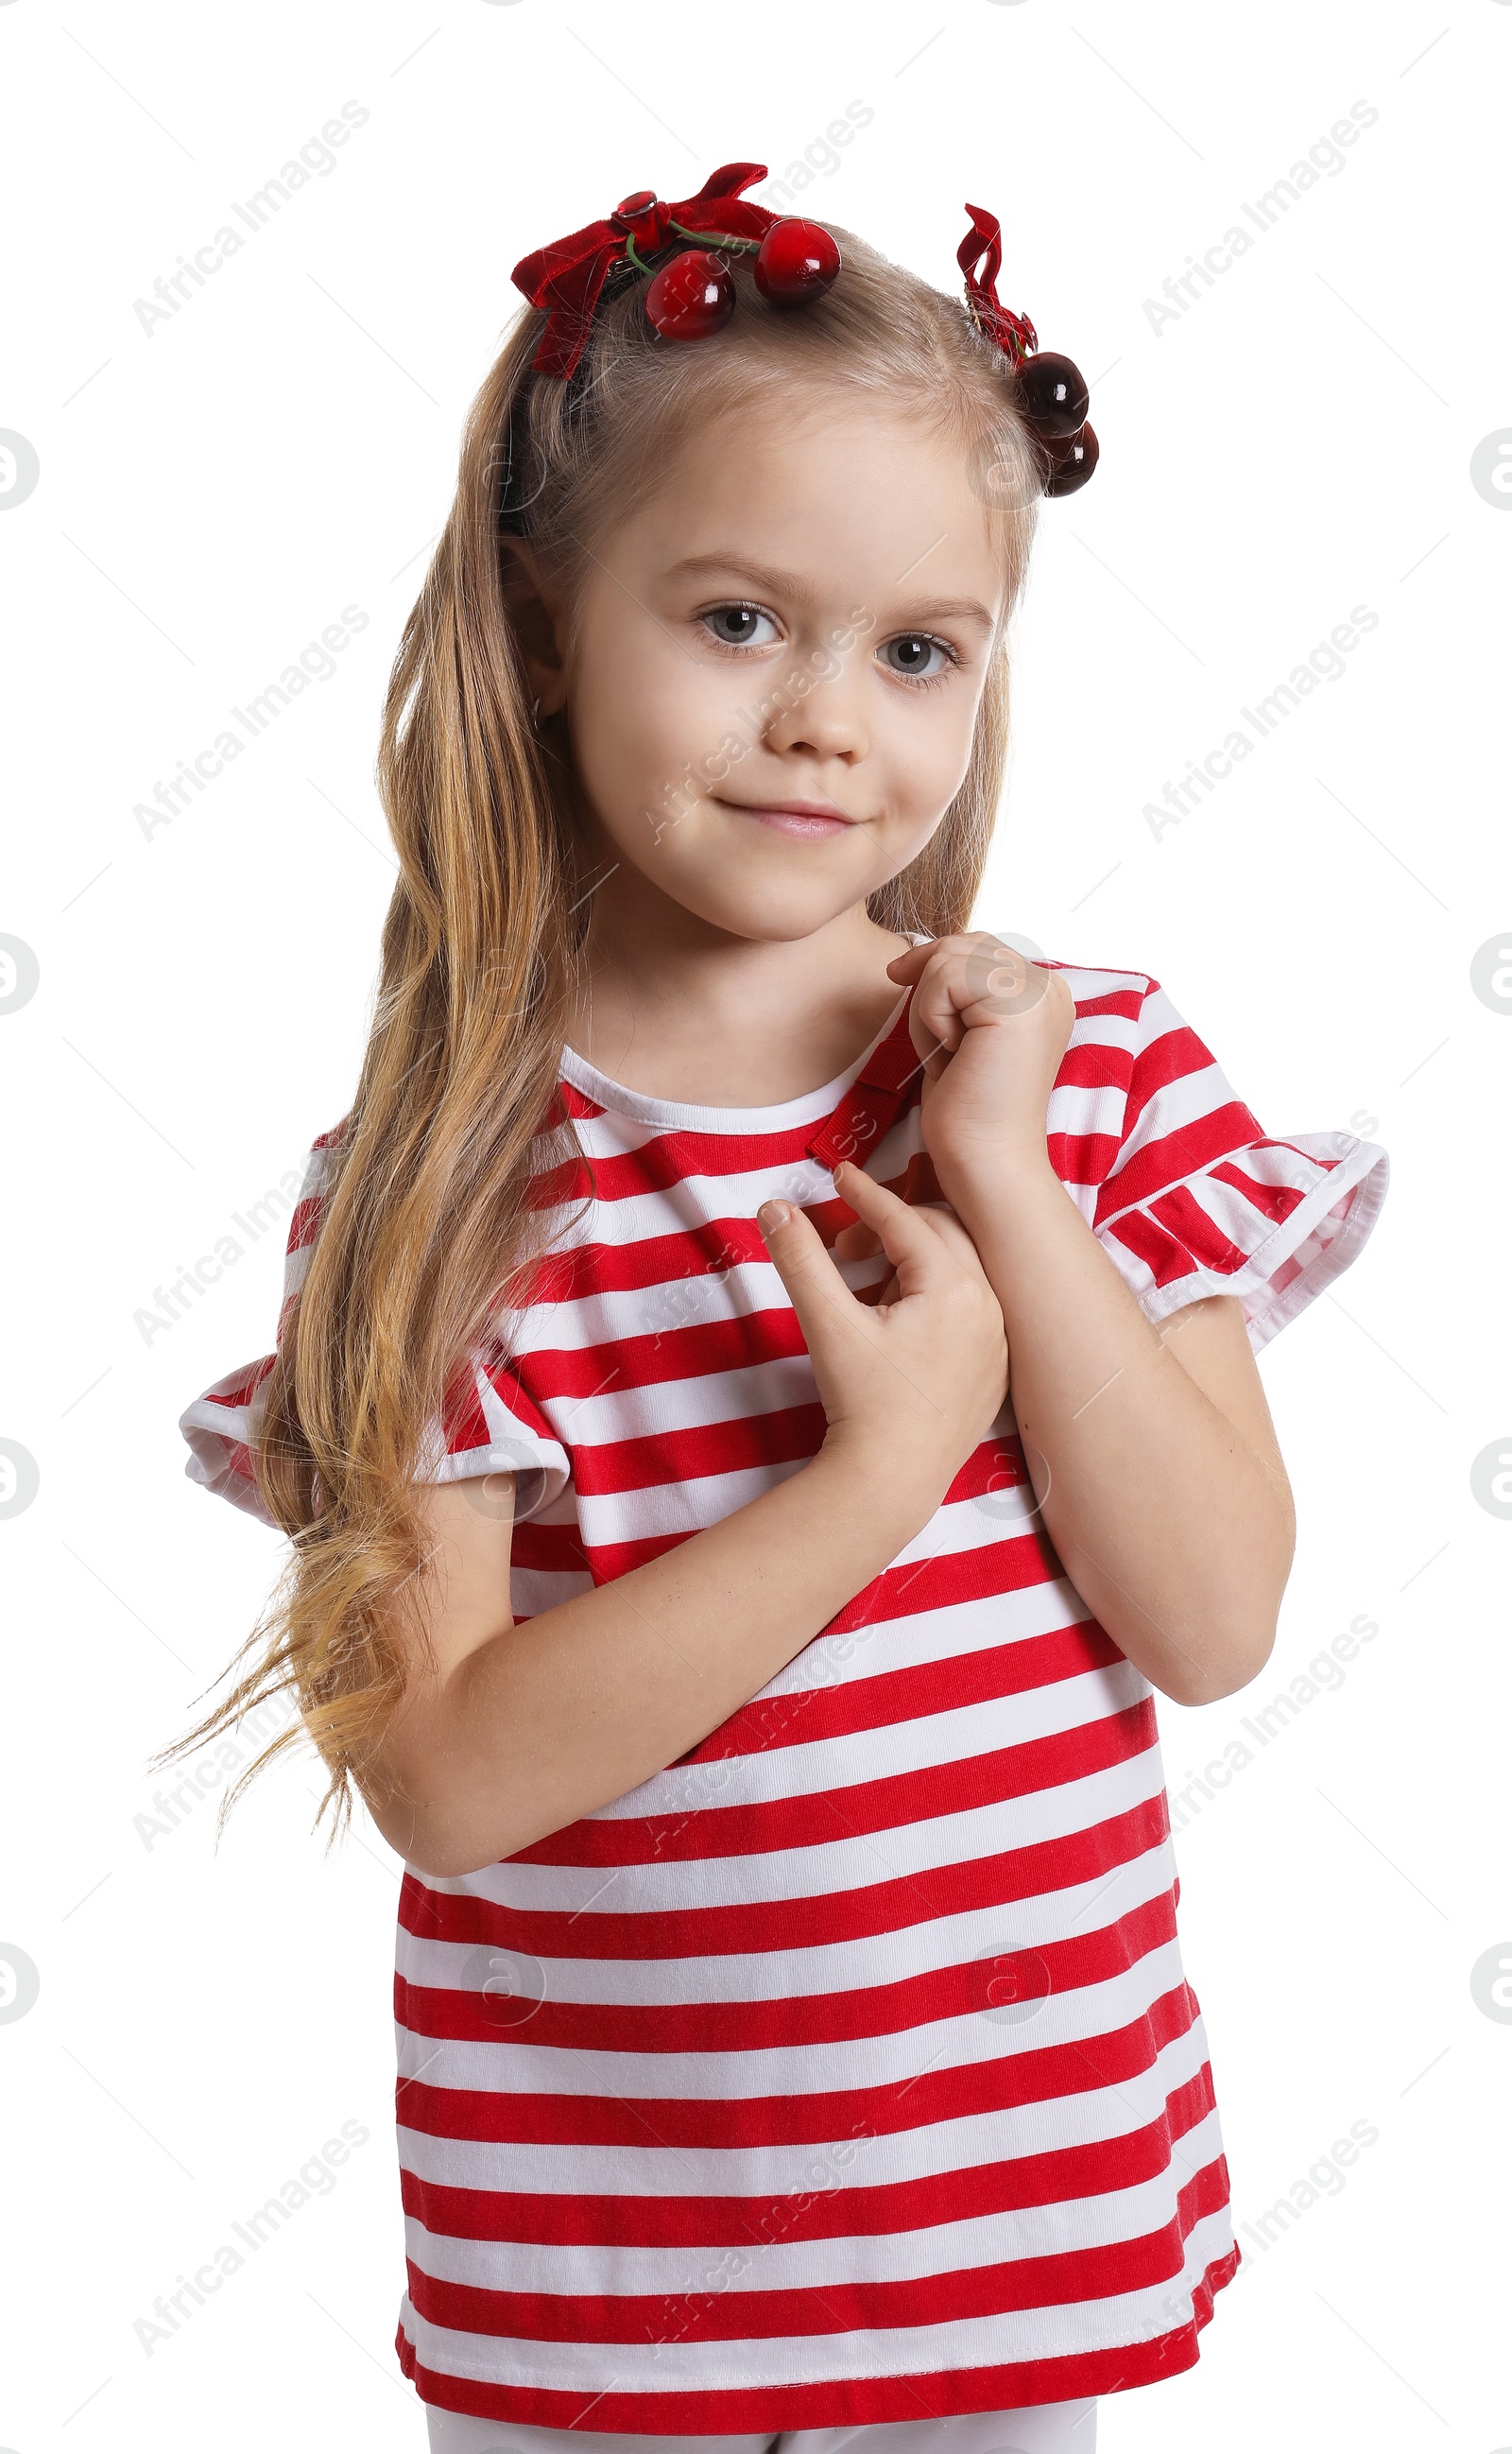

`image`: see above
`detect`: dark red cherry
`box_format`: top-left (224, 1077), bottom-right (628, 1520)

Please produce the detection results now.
top-left (1043, 423), bottom-right (1099, 496)
top-left (1017, 351), bottom-right (1090, 439)
top-left (644, 250), bottom-right (735, 340)
top-left (754, 217), bottom-right (841, 304)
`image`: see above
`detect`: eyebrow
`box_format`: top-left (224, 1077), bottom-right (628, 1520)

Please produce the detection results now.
top-left (667, 552), bottom-right (997, 631)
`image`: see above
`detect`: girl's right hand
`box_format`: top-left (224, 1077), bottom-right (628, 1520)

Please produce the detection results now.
top-left (757, 1160), bottom-right (1009, 1512)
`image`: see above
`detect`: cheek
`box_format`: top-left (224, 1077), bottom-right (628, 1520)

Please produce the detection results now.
top-left (569, 625), bottom-right (730, 838)
top-left (884, 677), bottom-right (986, 823)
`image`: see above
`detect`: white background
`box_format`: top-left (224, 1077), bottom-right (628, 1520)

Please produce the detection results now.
top-left (2, 0), bottom-right (1507, 2445)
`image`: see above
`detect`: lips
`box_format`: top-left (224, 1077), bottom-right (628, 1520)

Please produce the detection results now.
top-left (714, 798), bottom-right (854, 839)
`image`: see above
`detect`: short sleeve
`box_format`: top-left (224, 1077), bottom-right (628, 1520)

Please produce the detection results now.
top-left (1087, 975), bottom-right (1389, 1352)
top-left (177, 1130), bottom-right (343, 1525)
top-left (410, 1334), bottom-right (571, 1526)
top-left (179, 1129), bottom-right (571, 1528)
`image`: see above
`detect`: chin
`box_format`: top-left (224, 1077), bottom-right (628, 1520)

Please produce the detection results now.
top-left (692, 890), bottom-right (859, 944)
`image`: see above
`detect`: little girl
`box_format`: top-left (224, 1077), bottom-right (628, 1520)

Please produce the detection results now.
top-left (169, 167), bottom-right (1389, 2451)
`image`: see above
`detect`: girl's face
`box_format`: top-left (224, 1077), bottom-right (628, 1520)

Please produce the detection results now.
top-left (543, 395), bottom-right (1008, 944)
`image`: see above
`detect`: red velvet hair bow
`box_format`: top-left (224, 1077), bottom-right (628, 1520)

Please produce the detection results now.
top-left (957, 203), bottom-right (1037, 368)
top-left (511, 162), bottom-right (781, 378)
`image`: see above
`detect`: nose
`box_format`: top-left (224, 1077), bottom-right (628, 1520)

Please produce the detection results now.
top-left (762, 648), bottom-right (869, 763)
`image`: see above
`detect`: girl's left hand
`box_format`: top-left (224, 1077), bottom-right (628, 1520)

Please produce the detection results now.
top-left (885, 933), bottom-right (1076, 1185)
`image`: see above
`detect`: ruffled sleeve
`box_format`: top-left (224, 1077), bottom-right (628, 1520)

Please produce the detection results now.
top-left (179, 1132), bottom-right (572, 1527)
top-left (177, 1129), bottom-right (344, 1525)
top-left (411, 1329), bottom-right (571, 1526)
top-left (1083, 974), bottom-right (1389, 1351)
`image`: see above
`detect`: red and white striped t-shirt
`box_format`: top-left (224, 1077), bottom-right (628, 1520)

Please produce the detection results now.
top-left (180, 962), bottom-right (1388, 2433)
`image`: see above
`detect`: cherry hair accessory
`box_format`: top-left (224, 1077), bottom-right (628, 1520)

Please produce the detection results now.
top-left (642, 249), bottom-right (737, 343)
top-left (509, 168), bottom-right (1095, 494)
top-left (511, 164), bottom-right (796, 375)
top-left (957, 201), bottom-right (1098, 495)
top-left (752, 217), bottom-right (843, 304)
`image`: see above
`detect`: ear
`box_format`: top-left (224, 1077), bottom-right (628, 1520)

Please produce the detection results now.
top-left (499, 540), bottom-right (569, 715)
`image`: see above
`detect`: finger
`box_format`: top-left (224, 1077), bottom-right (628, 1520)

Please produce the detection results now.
top-left (907, 1204), bottom-right (989, 1274)
top-left (756, 1198), bottom-right (859, 1336)
top-left (902, 950), bottom-right (971, 1073)
top-left (906, 932), bottom-right (1046, 1072)
top-left (833, 1218), bottom-right (885, 1262)
top-left (862, 1193), bottom-right (986, 1279)
top-left (832, 1163), bottom-right (960, 1296)
top-left (885, 939), bottom-right (940, 982)
top-left (909, 961), bottom-right (978, 1067)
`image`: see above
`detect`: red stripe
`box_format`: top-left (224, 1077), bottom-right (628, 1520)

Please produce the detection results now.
top-left (507, 1521), bottom-right (591, 1577)
top-left (285, 1188), bottom-right (327, 1252)
top-left (400, 2054), bottom-right (1215, 2248)
top-left (396, 2243), bottom-right (1240, 2428)
top-left (1052, 1035), bottom-right (1138, 1097)
top-left (487, 1697), bottom-right (1158, 1878)
top-left (1104, 1205), bottom-right (1205, 1293)
top-left (394, 1973), bottom-right (1203, 2152)
top-left (1209, 1152), bottom-right (1313, 1224)
top-left (204, 1362), bottom-right (270, 1412)
top-left (402, 1790), bottom-right (1169, 1963)
top-left (567, 1398), bottom-right (829, 1497)
top-left (499, 1305), bottom-right (812, 1406)
top-left (558, 1119), bottom-right (848, 1201)
top-left (1149, 1184), bottom-right (1252, 1278)
top-left (1048, 1127), bottom-right (1122, 1188)
top-left (1123, 1017), bottom-right (1214, 1122)
top-left (1099, 1098), bottom-right (1265, 1221)
top-left (403, 2153), bottom-right (1228, 2346)
top-left (530, 1215), bottom-right (788, 1304)
top-left (946, 1434), bottom-right (1031, 1501)
top-left (1047, 972), bottom-right (1148, 1021)
top-left (576, 1512), bottom-right (1066, 1615)
top-left (396, 1882), bottom-right (1177, 2058)
top-left (509, 1619), bottom-right (1124, 1860)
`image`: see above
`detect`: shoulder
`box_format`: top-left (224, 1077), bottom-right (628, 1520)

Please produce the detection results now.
top-left (289, 1117), bottom-right (350, 1230)
top-left (1041, 955), bottom-right (1160, 1009)
top-left (1039, 956), bottom-right (1174, 1084)
top-left (1038, 958), bottom-right (1230, 1199)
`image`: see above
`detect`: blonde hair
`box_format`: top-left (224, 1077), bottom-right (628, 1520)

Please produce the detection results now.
top-left (154, 216), bottom-right (1047, 1845)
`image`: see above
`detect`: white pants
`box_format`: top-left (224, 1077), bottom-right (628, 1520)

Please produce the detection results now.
top-left (424, 2401), bottom-right (1097, 2453)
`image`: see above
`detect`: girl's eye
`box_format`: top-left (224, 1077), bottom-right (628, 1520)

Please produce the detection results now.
top-left (879, 632), bottom-right (954, 683)
top-left (701, 604), bottom-right (780, 649)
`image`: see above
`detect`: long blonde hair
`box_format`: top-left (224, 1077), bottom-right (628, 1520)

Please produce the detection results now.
top-left (154, 215), bottom-right (1048, 1845)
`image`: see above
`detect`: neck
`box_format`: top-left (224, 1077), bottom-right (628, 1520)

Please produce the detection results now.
top-left (565, 872), bottom-right (911, 1108)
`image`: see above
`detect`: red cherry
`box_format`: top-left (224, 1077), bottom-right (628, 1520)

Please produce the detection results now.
top-left (1017, 352), bottom-right (1090, 439)
top-left (1043, 423), bottom-right (1099, 496)
top-left (644, 249), bottom-right (735, 340)
top-left (753, 217), bottom-right (841, 305)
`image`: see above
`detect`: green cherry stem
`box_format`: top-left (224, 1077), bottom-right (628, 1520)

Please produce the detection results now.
top-left (667, 218), bottom-right (761, 252)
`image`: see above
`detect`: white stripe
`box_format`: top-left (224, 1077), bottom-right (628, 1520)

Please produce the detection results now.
top-left (402, 1745), bottom-right (1167, 1934)
top-left (396, 1922), bottom-right (1189, 2107)
top-left (396, 2013), bottom-right (1214, 2200)
top-left (422, 1720), bottom-right (1158, 1934)
top-left (404, 2105), bottom-right (1226, 2297)
top-left (405, 1816), bottom-right (1177, 2014)
top-left (397, 2205), bottom-right (1236, 2394)
top-left (560, 1441), bottom-right (1055, 1547)
top-left (432, 1655), bottom-right (1151, 1839)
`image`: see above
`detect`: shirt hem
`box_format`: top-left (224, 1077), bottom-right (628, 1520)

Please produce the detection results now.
top-left (395, 2242), bottom-right (1239, 2428)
